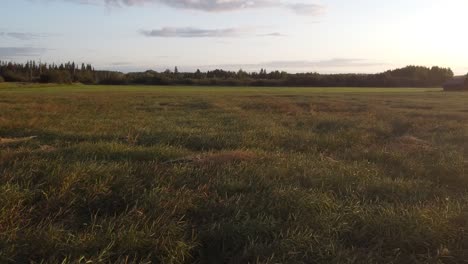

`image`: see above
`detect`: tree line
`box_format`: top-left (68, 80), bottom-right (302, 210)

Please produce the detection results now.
top-left (0, 61), bottom-right (455, 87)
top-left (0, 61), bottom-right (98, 84)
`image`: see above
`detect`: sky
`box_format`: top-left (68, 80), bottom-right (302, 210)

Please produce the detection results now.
top-left (1, 0), bottom-right (467, 74)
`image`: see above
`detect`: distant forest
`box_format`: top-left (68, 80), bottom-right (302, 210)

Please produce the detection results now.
top-left (0, 60), bottom-right (455, 87)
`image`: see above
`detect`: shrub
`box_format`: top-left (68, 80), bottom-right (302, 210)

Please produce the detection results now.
top-left (0, 75), bottom-right (4, 83)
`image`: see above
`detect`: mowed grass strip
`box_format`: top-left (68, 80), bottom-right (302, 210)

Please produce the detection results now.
top-left (0, 84), bottom-right (467, 263)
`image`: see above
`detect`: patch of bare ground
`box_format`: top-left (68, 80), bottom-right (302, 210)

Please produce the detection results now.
top-left (319, 153), bottom-right (340, 163)
top-left (0, 136), bottom-right (37, 145)
top-left (165, 150), bottom-right (257, 165)
top-left (37, 145), bottom-right (57, 153)
top-left (395, 135), bottom-right (430, 146)
top-left (386, 135), bottom-right (433, 152)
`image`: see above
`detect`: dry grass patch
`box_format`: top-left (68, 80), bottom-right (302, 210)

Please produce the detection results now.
top-left (312, 101), bottom-right (366, 113)
top-left (37, 145), bottom-right (57, 153)
top-left (196, 150), bottom-right (257, 165)
top-left (386, 135), bottom-right (433, 153)
top-left (395, 135), bottom-right (430, 147)
top-left (0, 136), bottom-right (37, 146)
top-left (240, 99), bottom-right (307, 115)
top-left (166, 150), bottom-right (258, 166)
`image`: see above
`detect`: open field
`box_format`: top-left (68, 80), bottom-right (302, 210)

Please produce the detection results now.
top-left (0, 84), bottom-right (467, 263)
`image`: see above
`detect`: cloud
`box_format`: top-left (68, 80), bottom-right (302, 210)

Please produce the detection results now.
top-left (154, 0), bottom-right (273, 11)
top-left (286, 3), bottom-right (324, 16)
top-left (41, 0), bottom-right (325, 16)
top-left (110, 61), bottom-right (133, 66)
top-left (141, 27), bottom-right (245, 38)
top-left (0, 31), bottom-right (52, 40)
top-left (258, 32), bottom-right (286, 37)
top-left (0, 47), bottom-right (48, 57)
top-left (263, 58), bottom-right (384, 68)
top-left (3, 32), bottom-right (41, 40)
top-left (140, 27), bottom-right (284, 38)
top-left (194, 58), bottom-right (387, 73)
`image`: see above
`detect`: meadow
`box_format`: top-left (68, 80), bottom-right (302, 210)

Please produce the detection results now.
top-left (0, 83), bottom-right (467, 263)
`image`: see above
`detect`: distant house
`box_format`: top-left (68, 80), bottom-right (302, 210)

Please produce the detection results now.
top-left (443, 75), bottom-right (468, 91)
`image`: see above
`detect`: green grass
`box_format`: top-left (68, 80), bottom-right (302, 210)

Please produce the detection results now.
top-left (0, 82), bottom-right (442, 93)
top-left (0, 84), bottom-right (466, 263)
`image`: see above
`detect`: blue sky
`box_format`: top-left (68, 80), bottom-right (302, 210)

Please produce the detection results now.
top-left (1, 0), bottom-right (467, 74)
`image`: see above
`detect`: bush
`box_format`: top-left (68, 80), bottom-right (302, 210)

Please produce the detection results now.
top-left (40, 71), bottom-right (72, 84)
top-left (0, 75), bottom-right (4, 83)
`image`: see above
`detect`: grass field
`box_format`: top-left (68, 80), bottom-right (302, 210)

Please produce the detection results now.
top-left (0, 83), bottom-right (467, 263)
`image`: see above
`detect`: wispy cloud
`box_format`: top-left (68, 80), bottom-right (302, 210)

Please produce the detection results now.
top-left (42, 0), bottom-right (325, 16)
top-left (263, 58), bottom-right (385, 68)
top-left (286, 3), bottom-right (324, 16)
top-left (140, 27), bottom-right (284, 38)
top-left (0, 47), bottom-right (48, 57)
top-left (154, 0), bottom-right (273, 11)
top-left (194, 58), bottom-right (387, 72)
top-left (0, 32), bottom-right (45, 40)
top-left (110, 61), bottom-right (133, 66)
top-left (258, 32), bottom-right (286, 37)
top-left (141, 27), bottom-right (245, 38)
